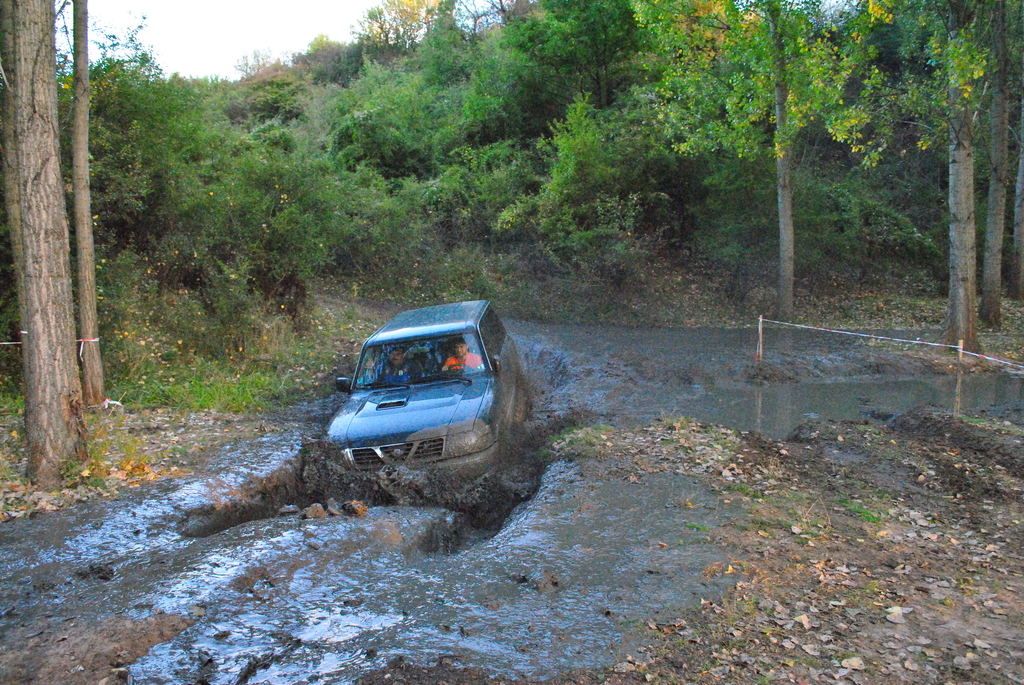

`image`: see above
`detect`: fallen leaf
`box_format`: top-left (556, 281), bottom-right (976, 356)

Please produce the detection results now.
top-left (794, 614), bottom-right (810, 629)
top-left (801, 643), bottom-right (820, 656)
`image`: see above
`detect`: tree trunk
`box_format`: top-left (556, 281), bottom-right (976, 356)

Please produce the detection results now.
top-left (0, 18), bottom-right (27, 322)
top-left (72, 0), bottom-right (105, 406)
top-left (1010, 2), bottom-right (1024, 301)
top-left (943, 71), bottom-right (980, 352)
top-left (1013, 122), bottom-right (1024, 298)
top-left (980, 0), bottom-right (1008, 327)
top-left (768, 4), bottom-right (794, 320)
top-left (0, 0), bottom-right (88, 488)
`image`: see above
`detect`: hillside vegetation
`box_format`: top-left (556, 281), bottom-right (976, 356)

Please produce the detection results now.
top-left (0, 0), bottom-right (1017, 401)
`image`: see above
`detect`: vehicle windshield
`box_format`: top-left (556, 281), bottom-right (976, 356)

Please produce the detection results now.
top-left (353, 333), bottom-right (488, 389)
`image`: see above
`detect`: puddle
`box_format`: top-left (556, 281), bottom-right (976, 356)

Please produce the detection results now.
top-left (513, 322), bottom-right (1024, 436)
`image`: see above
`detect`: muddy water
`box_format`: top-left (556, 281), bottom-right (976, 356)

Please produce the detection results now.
top-left (129, 463), bottom-right (732, 683)
top-left (515, 322), bottom-right (1024, 435)
top-left (2, 325), bottom-right (1022, 683)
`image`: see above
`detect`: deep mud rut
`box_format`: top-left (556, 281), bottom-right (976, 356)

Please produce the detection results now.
top-left (3, 326), bottom-right (1024, 685)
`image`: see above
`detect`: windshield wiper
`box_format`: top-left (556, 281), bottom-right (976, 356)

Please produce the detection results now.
top-left (414, 376), bottom-right (472, 386)
top-left (363, 382), bottom-right (410, 390)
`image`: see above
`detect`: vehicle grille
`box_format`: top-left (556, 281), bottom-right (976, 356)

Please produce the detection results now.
top-left (350, 447), bottom-right (385, 468)
top-left (379, 442), bottom-right (414, 460)
top-left (349, 438), bottom-right (444, 468)
top-left (411, 437), bottom-right (445, 461)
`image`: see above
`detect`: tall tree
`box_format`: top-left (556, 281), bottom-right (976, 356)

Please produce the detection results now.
top-left (0, 0), bottom-right (87, 487)
top-left (636, 0), bottom-right (874, 320)
top-left (358, 0), bottom-right (441, 62)
top-left (507, 0), bottom-right (644, 109)
top-left (980, 0), bottom-right (1008, 327)
top-left (72, 0), bottom-right (105, 406)
top-left (1010, 3), bottom-right (1024, 301)
top-left (937, 0), bottom-right (982, 351)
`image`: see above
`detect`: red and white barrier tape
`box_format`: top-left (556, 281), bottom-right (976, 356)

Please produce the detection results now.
top-left (78, 337), bottom-right (99, 360)
top-left (0, 334), bottom-right (100, 362)
top-left (757, 317), bottom-right (1024, 372)
top-left (0, 331), bottom-right (28, 346)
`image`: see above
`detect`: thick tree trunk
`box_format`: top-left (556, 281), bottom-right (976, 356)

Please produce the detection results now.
top-left (943, 84), bottom-right (980, 352)
top-left (72, 0), bottom-right (105, 406)
top-left (0, 0), bottom-right (88, 487)
top-left (0, 16), bottom-right (27, 321)
top-left (768, 5), bottom-right (794, 320)
top-left (980, 0), bottom-right (1008, 327)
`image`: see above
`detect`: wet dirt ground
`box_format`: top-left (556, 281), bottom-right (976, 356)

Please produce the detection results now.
top-left (3, 325), bottom-right (1024, 684)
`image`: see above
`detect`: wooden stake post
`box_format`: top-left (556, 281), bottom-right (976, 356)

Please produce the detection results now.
top-left (954, 340), bottom-right (963, 418)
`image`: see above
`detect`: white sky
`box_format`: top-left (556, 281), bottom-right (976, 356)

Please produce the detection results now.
top-left (87, 0), bottom-right (381, 79)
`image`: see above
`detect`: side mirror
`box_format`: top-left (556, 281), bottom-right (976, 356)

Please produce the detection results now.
top-left (336, 377), bottom-right (352, 393)
top-left (491, 357), bottom-right (501, 375)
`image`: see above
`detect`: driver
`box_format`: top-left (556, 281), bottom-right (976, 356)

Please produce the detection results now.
top-left (442, 336), bottom-right (484, 373)
top-left (380, 345), bottom-right (423, 383)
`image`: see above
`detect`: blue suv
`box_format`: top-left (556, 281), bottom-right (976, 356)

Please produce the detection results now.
top-left (328, 301), bottom-right (529, 472)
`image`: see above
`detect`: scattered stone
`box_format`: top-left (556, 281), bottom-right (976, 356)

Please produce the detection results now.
top-left (841, 656), bottom-right (865, 670)
top-left (953, 655), bottom-right (972, 670)
top-left (341, 500), bottom-right (368, 516)
top-left (302, 503), bottom-right (327, 519)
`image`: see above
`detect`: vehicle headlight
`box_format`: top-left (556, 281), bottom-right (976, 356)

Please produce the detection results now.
top-left (445, 422), bottom-right (495, 458)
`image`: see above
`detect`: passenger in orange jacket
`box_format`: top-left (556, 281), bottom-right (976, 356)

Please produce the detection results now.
top-left (442, 336), bottom-right (484, 373)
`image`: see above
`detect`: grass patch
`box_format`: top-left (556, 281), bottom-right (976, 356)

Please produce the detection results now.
top-left (727, 483), bottom-right (759, 498)
top-left (837, 497), bottom-right (883, 523)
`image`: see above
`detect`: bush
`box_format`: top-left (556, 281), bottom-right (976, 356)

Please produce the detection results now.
top-left (332, 63), bottom-right (464, 179)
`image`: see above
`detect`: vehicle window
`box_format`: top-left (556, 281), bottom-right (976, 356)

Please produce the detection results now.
top-left (480, 308), bottom-right (506, 357)
top-left (353, 333), bottom-right (488, 389)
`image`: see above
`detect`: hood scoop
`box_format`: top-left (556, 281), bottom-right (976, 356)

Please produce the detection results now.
top-left (377, 398), bottom-right (409, 410)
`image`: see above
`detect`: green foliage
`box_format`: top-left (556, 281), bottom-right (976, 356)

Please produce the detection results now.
top-left (333, 63), bottom-right (464, 178)
top-left (461, 28), bottom-right (566, 143)
top-left (506, 0), bottom-right (648, 108)
top-left (692, 145), bottom-right (940, 287)
top-left (1, 5), bottom-right (979, 404)
top-left (292, 35), bottom-right (364, 86)
top-left (416, 1), bottom-right (473, 87)
top-left (636, 0), bottom-right (877, 158)
top-left (425, 141), bottom-right (544, 243)
top-left (498, 97), bottom-right (694, 286)
top-left (358, 0), bottom-right (440, 63)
